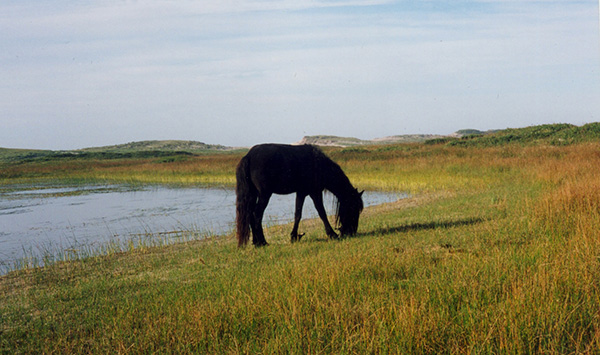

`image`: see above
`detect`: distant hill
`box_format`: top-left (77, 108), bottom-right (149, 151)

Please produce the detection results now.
top-left (296, 136), bottom-right (371, 147)
top-left (297, 124), bottom-right (600, 148)
top-left (78, 140), bottom-right (232, 153)
top-left (0, 148), bottom-right (53, 162)
top-left (296, 134), bottom-right (446, 147)
top-left (437, 123), bottom-right (600, 147)
top-left (294, 130), bottom-right (500, 147)
top-left (0, 140), bottom-right (235, 163)
top-left (3, 123), bottom-right (600, 163)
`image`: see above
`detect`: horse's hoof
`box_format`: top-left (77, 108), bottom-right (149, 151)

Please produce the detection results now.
top-left (291, 233), bottom-right (305, 243)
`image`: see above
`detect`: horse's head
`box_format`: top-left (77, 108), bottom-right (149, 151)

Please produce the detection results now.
top-left (337, 188), bottom-right (364, 237)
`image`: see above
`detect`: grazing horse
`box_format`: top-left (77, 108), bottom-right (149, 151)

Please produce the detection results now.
top-left (235, 144), bottom-right (364, 247)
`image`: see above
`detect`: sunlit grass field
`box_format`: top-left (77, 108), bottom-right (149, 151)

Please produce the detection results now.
top-left (1, 140), bottom-right (600, 353)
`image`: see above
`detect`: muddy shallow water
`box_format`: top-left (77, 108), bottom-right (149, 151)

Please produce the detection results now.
top-left (0, 185), bottom-right (404, 270)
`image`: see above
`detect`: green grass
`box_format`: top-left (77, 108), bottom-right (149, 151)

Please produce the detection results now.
top-left (0, 152), bottom-right (241, 186)
top-left (443, 122), bottom-right (600, 147)
top-left (2, 136), bottom-right (600, 353)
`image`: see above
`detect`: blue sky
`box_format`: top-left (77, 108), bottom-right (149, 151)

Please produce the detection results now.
top-left (1, 0), bottom-right (598, 149)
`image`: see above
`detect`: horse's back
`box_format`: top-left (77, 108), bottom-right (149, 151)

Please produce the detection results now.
top-left (244, 144), bottom-right (321, 195)
top-left (246, 144), bottom-right (317, 167)
top-left (247, 143), bottom-right (314, 157)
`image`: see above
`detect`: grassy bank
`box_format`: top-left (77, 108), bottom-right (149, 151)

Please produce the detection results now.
top-left (1, 142), bottom-right (600, 353)
top-left (0, 152), bottom-right (241, 187)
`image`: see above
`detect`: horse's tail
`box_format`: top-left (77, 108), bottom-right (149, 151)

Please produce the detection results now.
top-left (235, 155), bottom-right (254, 247)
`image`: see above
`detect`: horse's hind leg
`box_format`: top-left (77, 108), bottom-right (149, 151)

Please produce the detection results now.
top-left (291, 194), bottom-right (306, 243)
top-left (251, 193), bottom-right (271, 247)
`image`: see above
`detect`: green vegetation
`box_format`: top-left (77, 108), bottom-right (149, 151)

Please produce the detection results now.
top-left (1, 123), bottom-right (600, 353)
top-left (454, 129), bottom-right (487, 136)
top-left (0, 150), bottom-right (240, 186)
top-left (0, 148), bottom-right (56, 162)
top-left (0, 140), bottom-right (237, 164)
top-left (442, 123), bottom-right (600, 147)
top-left (2, 150), bottom-right (194, 164)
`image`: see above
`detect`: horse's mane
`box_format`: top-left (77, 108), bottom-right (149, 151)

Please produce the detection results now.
top-left (307, 145), bottom-right (351, 193)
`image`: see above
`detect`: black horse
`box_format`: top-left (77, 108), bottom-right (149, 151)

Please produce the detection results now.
top-left (236, 144), bottom-right (364, 247)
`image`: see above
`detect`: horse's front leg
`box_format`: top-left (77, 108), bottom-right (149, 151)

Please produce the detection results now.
top-left (291, 193), bottom-right (307, 243)
top-left (251, 193), bottom-right (271, 247)
top-left (310, 192), bottom-right (339, 239)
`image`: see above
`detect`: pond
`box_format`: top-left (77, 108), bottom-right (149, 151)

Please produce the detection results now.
top-left (0, 185), bottom-right (404, 271)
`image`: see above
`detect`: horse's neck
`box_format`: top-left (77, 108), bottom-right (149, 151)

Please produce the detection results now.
top-left (323, 165), bottom-right (353, 198)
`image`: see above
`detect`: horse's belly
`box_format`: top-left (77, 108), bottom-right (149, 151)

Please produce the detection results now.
top-left (271, 186), bottom-right (298, 195)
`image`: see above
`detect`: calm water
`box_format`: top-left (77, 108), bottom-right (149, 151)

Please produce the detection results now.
top-left (0, 185), bottom-right (403, 269)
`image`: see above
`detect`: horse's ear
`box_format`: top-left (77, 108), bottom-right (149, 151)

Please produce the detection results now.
top-left (359, 190), bottom-right (364, 196)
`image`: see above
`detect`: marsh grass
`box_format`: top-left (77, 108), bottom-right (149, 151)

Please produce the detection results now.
top-left (0, 153), bottom-right (240, 186)
top-left (1, 227), bottom-right (216, 275)
top-left (2, 143), bottom-right (600, 353)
